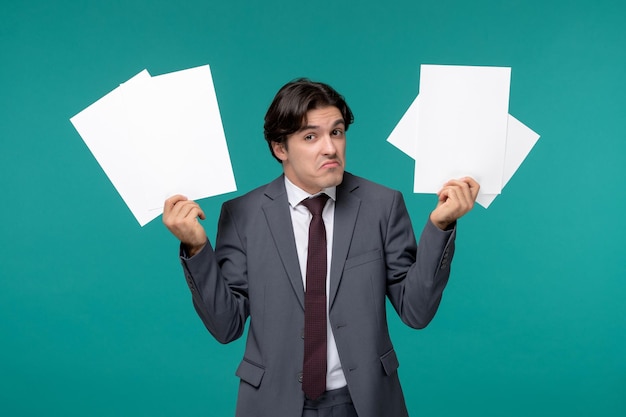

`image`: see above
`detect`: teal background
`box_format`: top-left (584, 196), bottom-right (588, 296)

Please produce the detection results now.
top-left (1, 0), bottom-right (624, 415)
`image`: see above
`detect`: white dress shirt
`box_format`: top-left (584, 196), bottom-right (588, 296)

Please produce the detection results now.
top-left (284, 176), bottom-right (347, 391)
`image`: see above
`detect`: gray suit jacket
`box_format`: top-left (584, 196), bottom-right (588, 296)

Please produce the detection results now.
top-left (180, 172), bottom-right (456, 417)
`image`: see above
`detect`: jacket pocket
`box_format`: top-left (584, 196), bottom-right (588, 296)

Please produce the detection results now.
top-left (344, 249), bottom-right (382, 270)
top-left (380, 348), bottom-right (399, 376)
top-left (236, 358), bottom-right (265, 388)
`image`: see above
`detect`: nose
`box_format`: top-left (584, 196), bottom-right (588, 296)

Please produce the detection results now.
top-left (321, 134), bottom-right (337, 155)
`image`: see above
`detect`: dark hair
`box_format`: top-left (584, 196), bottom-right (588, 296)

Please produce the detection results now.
top-left (263, 78), bottom-right (354, 162)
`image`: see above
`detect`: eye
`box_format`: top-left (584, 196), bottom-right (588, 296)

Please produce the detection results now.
top-left (332, 129), bottom-right (345, 137)
top-left (304, 134), bottom-right (315, 141)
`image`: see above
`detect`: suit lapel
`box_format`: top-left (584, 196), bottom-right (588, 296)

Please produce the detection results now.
top-left (262, 176), bottom-right (306, 309)
top-left (329, 174), bottom-right (361, 309)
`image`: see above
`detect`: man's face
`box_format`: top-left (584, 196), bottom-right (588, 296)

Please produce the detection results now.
top-left (272, 106), bottom-right (346, 194)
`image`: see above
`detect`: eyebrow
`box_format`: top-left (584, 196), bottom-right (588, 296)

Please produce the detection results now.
top-left (297, 119), bottom-right (345, 132)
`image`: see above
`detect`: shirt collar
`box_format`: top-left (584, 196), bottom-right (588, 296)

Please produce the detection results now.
top-left (284, 175), bottom-right (337, 208)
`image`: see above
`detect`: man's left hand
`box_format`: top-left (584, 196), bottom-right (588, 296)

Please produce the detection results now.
top-left (430, 177), bottom-right (480, 230)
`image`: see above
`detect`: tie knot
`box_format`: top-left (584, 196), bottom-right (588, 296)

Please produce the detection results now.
top-left (301, 194), bottom-right (329, 216)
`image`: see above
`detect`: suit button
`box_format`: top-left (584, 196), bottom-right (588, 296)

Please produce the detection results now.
top-left (298, 372), bottom-right (303, 383)
top-left (301, 329), bottom-right (305, 339)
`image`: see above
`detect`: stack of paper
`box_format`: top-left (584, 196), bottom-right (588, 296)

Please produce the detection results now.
top-left (70, 65), bottom-right (236, 226)
top-left (387, 64), bottom-right (540, 208)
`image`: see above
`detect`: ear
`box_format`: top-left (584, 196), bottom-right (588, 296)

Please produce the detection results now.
top-left (271, 141), bottom-right (288, 162)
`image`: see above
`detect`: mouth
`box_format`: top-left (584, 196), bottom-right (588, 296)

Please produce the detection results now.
top-left (320, 160), bottom-right (341, 169)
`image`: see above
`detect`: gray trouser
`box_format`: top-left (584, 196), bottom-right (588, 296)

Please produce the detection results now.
top-left (302, 386), bottom-right (358, 417)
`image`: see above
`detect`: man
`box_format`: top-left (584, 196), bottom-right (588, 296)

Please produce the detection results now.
top-left (163, 79), bottom-right (479, 417)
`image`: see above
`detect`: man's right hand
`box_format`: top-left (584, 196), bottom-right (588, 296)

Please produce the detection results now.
top-left (163, 195), bottom-right (208, 257)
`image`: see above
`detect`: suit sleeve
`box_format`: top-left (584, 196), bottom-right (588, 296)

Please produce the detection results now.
top-left (179, 202), bottom-right (250, 344)
top-left (384, 191), bottom-right (456, 329)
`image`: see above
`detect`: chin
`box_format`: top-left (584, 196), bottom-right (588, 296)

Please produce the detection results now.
top-left (324, 171), bottom-right (344, 188)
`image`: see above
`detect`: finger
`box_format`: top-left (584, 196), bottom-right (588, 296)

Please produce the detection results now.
top-left (456, 181), bottom-right (474, 206)
top-left (445, 185), bottom-right (474, 215)
top-left (164, 200), bottom-right (203, 230)
top-left (464, 177), bottom-right (480, 200)
top-left (453, 177), bottom-right (479, 200)
top-left (439, 180), bottom-right (468, 197)
top-left (177, 201), bottom-right (203, 220)
top-left (444, 178), bottom-right (477, 206)
top-left (441, 179), bottom-right (469, 192)
top-left (164, 194), bottom-right (188, 214)
top-left (189, 205), bottom-right (206, 221)
top-left (439, 185), bottom-right (460, 207)
top-left (182, 201), bottom-right (206, 221)
top-left (170, 199), bottom-right (198, 218)
top-left (437, 186), bottom-right (452, 204)
top-left (166, 200), bottom-right (188, 219)
top-left (449, 186), bottom-right (465, 208)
